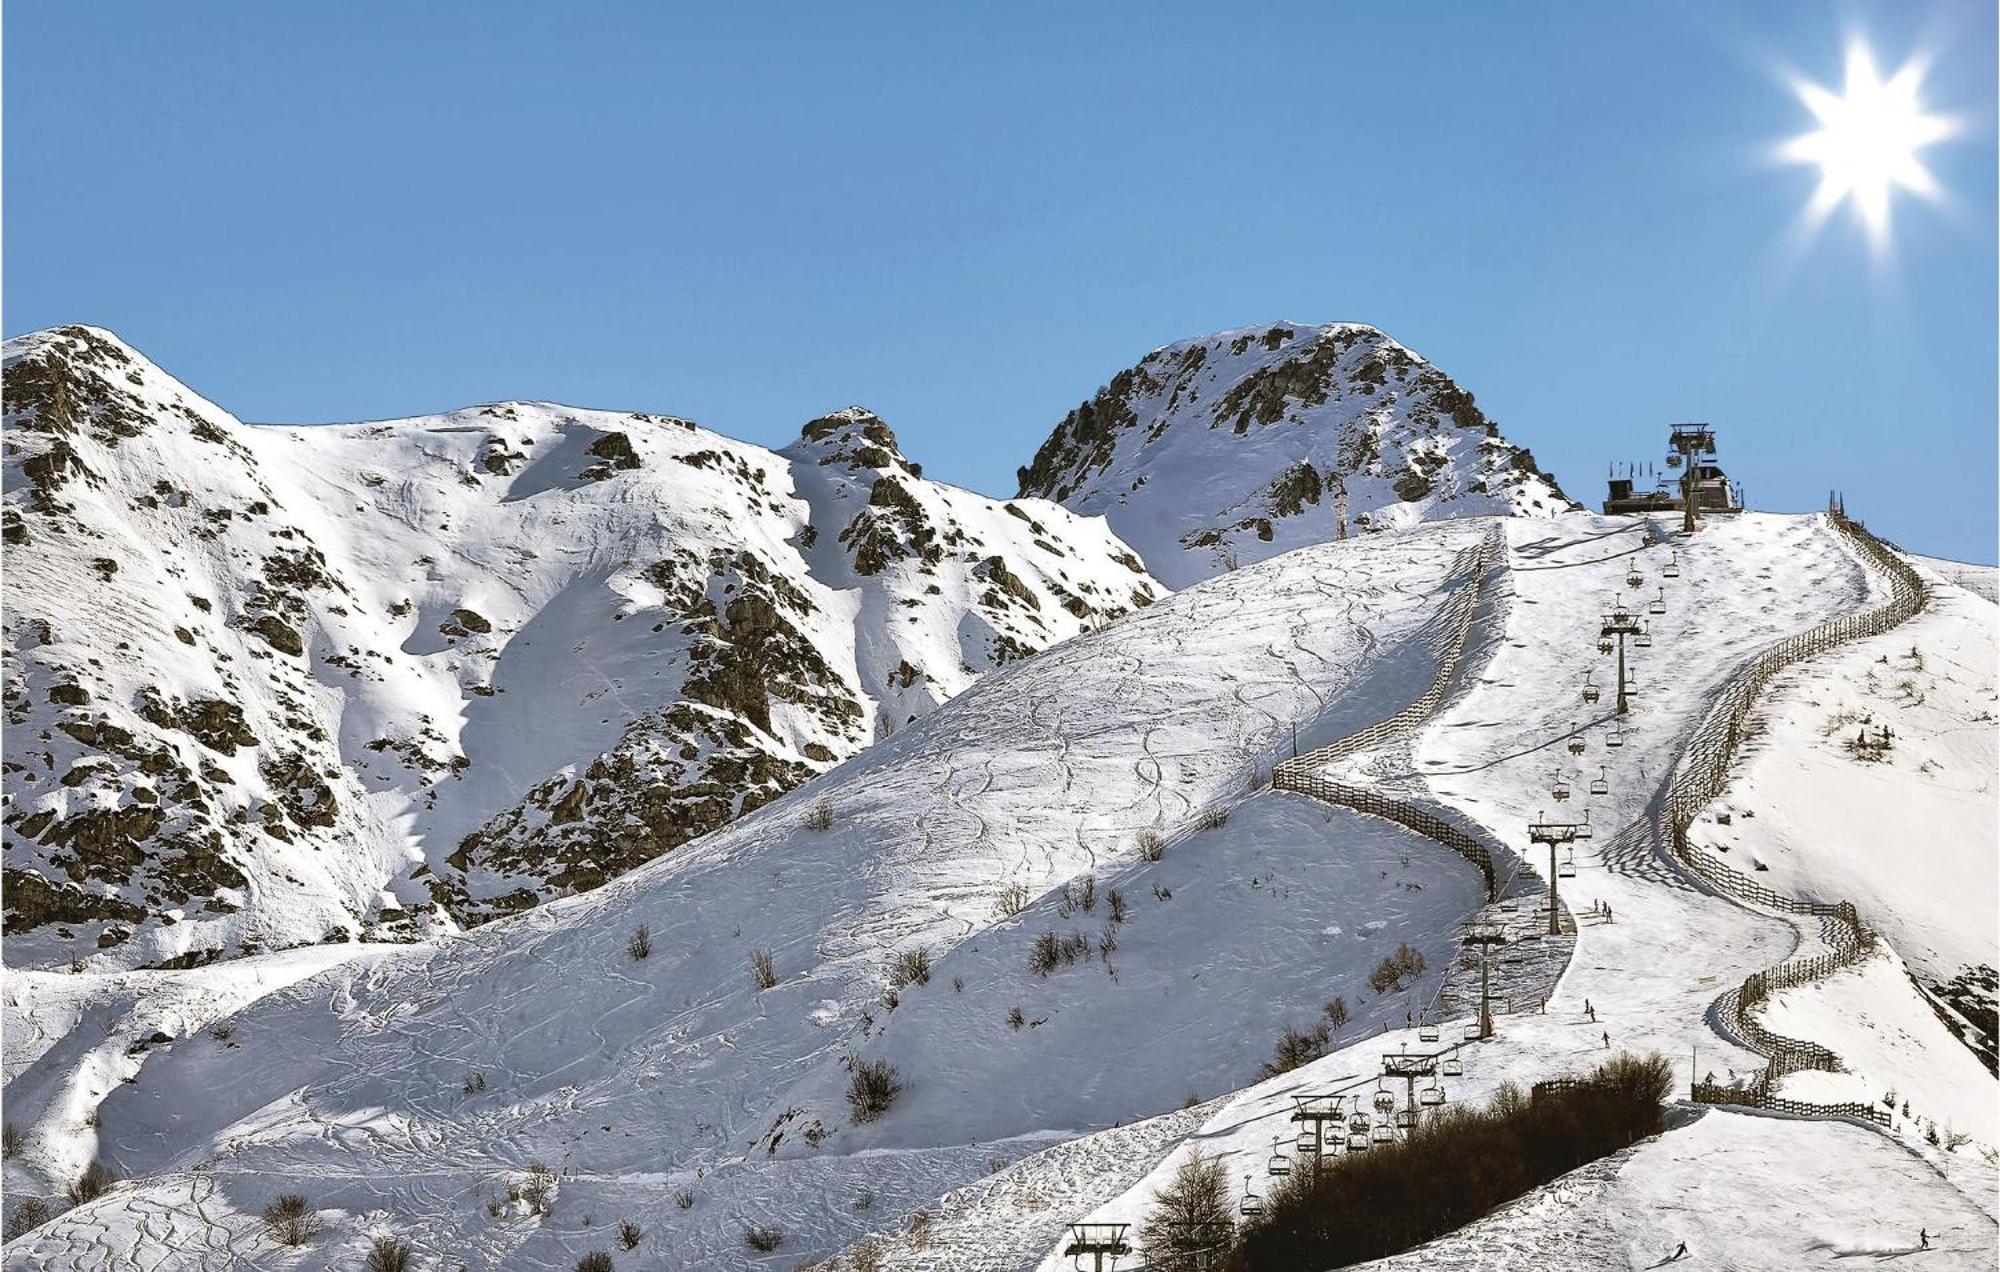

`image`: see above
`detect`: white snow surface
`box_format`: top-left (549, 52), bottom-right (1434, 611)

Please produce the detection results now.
top-left (14, 521), bottom-right (1514, 1268)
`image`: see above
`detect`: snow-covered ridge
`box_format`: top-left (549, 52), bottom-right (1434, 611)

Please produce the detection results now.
top-left (1, 325), bottom-right (1164, 968)
top-left (1018, 321), bottom-right (1576, 586)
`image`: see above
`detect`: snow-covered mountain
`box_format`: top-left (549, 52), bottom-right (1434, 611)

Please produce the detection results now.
top-left (1018, 322), bottom-right (1575, 586)
top-left (1, 326), bottom-right (1163, 969)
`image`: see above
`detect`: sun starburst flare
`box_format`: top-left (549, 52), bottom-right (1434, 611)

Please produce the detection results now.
top-left (1782, 42), bottom-right (1955, 250)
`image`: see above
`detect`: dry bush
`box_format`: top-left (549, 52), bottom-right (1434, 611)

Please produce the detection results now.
top-left (1367, 943), bottom-right (1427, 994)
top-left (847, 1058), bottom-right (903, 1123)
top-left (675, 1188), bottom-right (695, 1210)
top-left (520, 1161), bottom-right (556, 1216)
top-left (1138, 829), bottom-right (1165, 861)
top-left (262, 1193), bottom-right (323, 1246)
top-left (627, 924), bottom-right (651, 960)
top-left (366, 1234), bottom-right (413, 1272)
top-left (575, 1254), bottom-right (613, 1272)
top-left (1, 1123), bottom-right (20, 1158)
top-left (1028, 931), bottom-right (1091, 976)
top-left (890, 947), bottom-right (931, 989)
top-left (1106, 888), bottom-right (1127, 925)
top-left (745, 1222), bottom-right (785, 1252)
top-left (617, 1219), bottom-right (643, 1249)
top-left (66, 1160), bottom-right (117, 1205)
top-left (4, 1197), bottom-right (51, 1240)
top-left (751, 948), bottom-right (779, 991)
top-left (1257, 1022), bottom-right (1331, 1079)
top-left (996, 882), bottom-right (1032, 917)
top-left (804, 798), bottom-right (834, 832)
top-left (1193, 805), bottom-right (1228, 833)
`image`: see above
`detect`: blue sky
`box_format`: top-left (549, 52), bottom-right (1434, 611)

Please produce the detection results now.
top-left (7, 2), bottom-right (1994, 561)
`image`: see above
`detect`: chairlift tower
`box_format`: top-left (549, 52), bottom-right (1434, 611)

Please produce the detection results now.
top-left (1600, 602), bottom-right (1643, 716)
top-left (1063, 1223), bottom-right (1132, 1272)
top-left (1528, 814), bottom-right (1581, 937)
top-left (1381, 1050), bottom-right (1439, 1133)
top-left (1668, 423), bottom-right (1717, 535)
top-left (1463, 924), bottom-right (1509, 1039)
top-left (1290, 1093), bottom-right (1346, 1160)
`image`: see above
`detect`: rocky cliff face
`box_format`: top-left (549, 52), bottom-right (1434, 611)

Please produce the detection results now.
top-left (1019, 322), bottom-right (1574, 586)
top-left (2, 328), bottom-right (1162, 965)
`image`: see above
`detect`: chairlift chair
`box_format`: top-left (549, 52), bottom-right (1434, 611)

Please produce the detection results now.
top-left (1666, 452), bottom-right (1683, 469)
top-left (1393, 1108), bottom-right (1416, 1130)
top-left (1551, 770), bottom-right (1571, 802)
top-left (1597, 638), bottom-right (1614, 655)
top-left (1635, 623), bottom-right (1653, 649)
top-left (1371, 1121), bottom-right (1394, 1144)
top-left (1239, 1176), bottom-right (1263, 1220)
top-left (1464, 1022), bottom-right (1483, 1041)
top-left (1558, 862), bottom-right (1576, 879)
top-left (1296, 1129), bottom-right (1319, 1154)
top-left (1590, 767), bottom-right (1609, 796)
top-left (1626, 567), bottom-right (1643, 590)
top-left (1664, 552), bottom-right (1682, 579)
top-left (1347, 1130), bottom-right (1370, 1151)
top-left (1575, 809), bottom-right (1594, 841)
top-left (1268, 1150), bottom-right (1291, 1178)
top-left (1348, 1111), bottom-right (1371, 1133)
top-left (1605, 726), bottom-right (1625, 749)
top-left (1650, 588), bottom-right (1667, 616)
top-left (1420, 1083), bottom-right (1446, 1107)
top-left (1372, 1090), bottom-right (1396, 1114)
top-left (1582, 672), bottom-right (1601, 704)
top-left (1443, 1054), bottom-right (1464, 1077)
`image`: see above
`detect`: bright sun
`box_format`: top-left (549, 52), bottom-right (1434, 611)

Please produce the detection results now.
top-left (1782, 42), bottom-right (1954, 248)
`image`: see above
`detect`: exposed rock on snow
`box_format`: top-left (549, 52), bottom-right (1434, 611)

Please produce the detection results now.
top-left (2, 327), bottom-right (1165, 964)
top-left (1018, 322), bottom-right (1575, 585)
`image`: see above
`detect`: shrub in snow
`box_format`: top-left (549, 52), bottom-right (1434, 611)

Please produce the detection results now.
top-left (519, 1161), bottom-right (556, 1216)
top-left (617, 1220), bottom-right (643, 1249)
top-left (262, 1193), bottom-right (322, 1246)
top-left (675, 1189), bottom-right (695, 1210)
top-left (1106, 888), bottom-right (1127, 925)
top-left (1366, 943), bottom-right (1427, 994)
top-left (1257, 1022), bottom-right (1331, 1079)
top-left (1193, 805), bottom-right (1228, 832)
top-left (575, 1254), bottom-right (613, 1272)
top-left (1029, 930), bottom-right (1091, 976)
top-left (996, 882), bottom-right (1032, 917)
top-left (745, 1222), bottom-right (784, 1252)
top-left (890, 947), bottom-right (931, 989)
top-left (366, 1235), bottom-right (413, 1272)
top-left (1138, 829), bottom-right (1165, 861)
top-left (1139, 1146), bottom-right (1234, 1271)
top-left (750, 948), bottom-right (779, 990)
top-left (66, 1160), bottom-right (117, 1205)
top-left (804, 798), bottom-right (834, 832)
top-left (1, 1122), bottom-right (19, 1158)
top-left (1323, 996), bottom-right (1350, 1030)
top-left (850, 1239), bottom-right (885, 1272)
top-left (627, 924), bottom-right (651, 960)
top-left (4, 1197), bottom-right (52, 1240)
top-left (846, 1058), bottom-right (902, 1123)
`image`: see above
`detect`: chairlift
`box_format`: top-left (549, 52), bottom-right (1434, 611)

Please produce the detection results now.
top-left (1635, 623), bottom-right (1653, 649)
top-left (1590, 766), bottom-right (1609, 797)
top-left (1551, 770), bottom-right (1571, 802)
top-left (1464, 1022), bottom-right (1483, 1041)
top-left (1419, 1022), bottom-right (1439, 1042)
top-left (1296, 1129), bottom-right (1319, 1154)
top-left (1582, 672), bottom-right (1601, 705)
top-left (1558, 862), bottom-right (1576, 879)
top-left (1442, 1054), bottom-right (1463, 1077)
top-left (1420, 1083), bottom-right (1446, 1108)
top-left (1348, 1112), bottom-right (1371, 1133)
top-left (1625, 567), bottom-right (1643, 590)
top-left (1372, 1090), bottom-right (1395, 1114)
top-left (1649, 588), bottom-right (1666, 617)
top-left (1666, 452), bottom-right (1683, 469)
top-left (1371, 1121), bottom-right (1394, 1144)
top-left (1347, 1130), bottom-right (1370, 1151)
top-left (1597, 638), bottom-right (1614, 655)
top-left (1575, 809), bottom-right (1595, 840)
top-left (1663, 552), bottom-right (1682, 579)
top-left (1394, 1108), bottom-right (1416, 1129)
top-left (1239, 1176), bottom-right (1263, 1220)
top-left (1605, 726), bottom-right (1625, 749)
top-left (1267, 1137), bottom-right (1292, 1178)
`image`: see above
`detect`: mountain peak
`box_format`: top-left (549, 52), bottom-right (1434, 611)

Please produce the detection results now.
top-left (1017, 321), bottom-right (1574, 586)
top-left (789, 405), bottom-right (919, 476)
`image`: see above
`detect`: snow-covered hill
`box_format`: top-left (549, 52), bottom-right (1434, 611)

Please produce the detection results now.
top-left (2, 326), bottom-right (1163, 969)
top-left (1018, 322), bottom-right (1575, 586)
